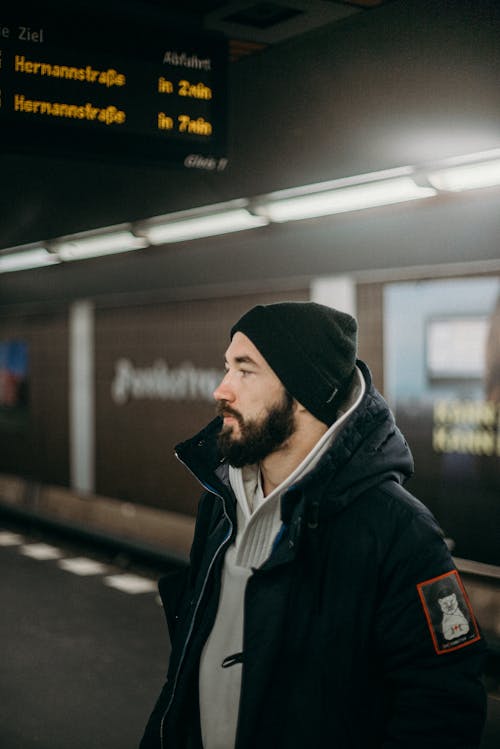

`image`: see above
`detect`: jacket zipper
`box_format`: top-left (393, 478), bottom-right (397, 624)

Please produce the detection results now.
top-left (159, 454), bottom-right (234, 749)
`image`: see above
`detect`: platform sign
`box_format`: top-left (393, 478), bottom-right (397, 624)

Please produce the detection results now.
top-left (384, 277), bottom-right (500, 568)
top-left (0, 4), bottom-right (228, 169)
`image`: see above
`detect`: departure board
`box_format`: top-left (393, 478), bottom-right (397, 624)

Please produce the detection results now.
top-left (0, 5), bottom-right (228, 169)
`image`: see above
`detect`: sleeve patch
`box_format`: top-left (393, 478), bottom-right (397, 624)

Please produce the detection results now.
top-left (416, 570), bottom-right (481, 655)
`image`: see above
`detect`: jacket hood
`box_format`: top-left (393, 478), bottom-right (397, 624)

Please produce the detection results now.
top-left (175, 360), bottom-right (414, 523)
top-left (285, 359), bottom-right (414, 524)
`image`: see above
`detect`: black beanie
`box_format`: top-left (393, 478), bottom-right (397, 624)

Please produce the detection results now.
top-left (230, 301), bottom-right (358, 426)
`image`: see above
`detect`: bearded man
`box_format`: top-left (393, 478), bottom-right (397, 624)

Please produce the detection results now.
top-left (140, 302), bottom-right (486, 749)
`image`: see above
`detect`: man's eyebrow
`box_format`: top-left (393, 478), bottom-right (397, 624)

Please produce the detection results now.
top-left (225, 355), bottom-right (260, 367)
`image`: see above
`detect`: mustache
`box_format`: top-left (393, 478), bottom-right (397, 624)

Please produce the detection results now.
top-left (216, 401), bottom-right (243, 425)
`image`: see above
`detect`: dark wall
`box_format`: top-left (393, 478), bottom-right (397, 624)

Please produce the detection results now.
top-left (224, 0), bottom-right (500, 196)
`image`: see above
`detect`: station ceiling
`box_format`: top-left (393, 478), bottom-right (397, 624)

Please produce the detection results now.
top-left (0, 0), bottom-right (397, 253)
top-left (1, 0), bottom-right (499, 306)
top-left (134, 1), bottom-right (396, 54)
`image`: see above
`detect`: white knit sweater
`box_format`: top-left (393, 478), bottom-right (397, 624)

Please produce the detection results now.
top-left (198, 368), bottom-right (365, 748)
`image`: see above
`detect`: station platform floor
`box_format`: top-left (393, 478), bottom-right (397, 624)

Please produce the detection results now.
top-left (0, 518), bottom-right (499, 749)
top-left (0, 520), bottom-right (172, 749)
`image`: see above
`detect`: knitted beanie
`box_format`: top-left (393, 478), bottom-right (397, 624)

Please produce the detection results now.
top-left (230, 301), bottom-right (358, 425)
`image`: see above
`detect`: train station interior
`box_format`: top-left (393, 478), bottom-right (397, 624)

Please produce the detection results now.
top-left (1, 0), bottom-right (499, 746)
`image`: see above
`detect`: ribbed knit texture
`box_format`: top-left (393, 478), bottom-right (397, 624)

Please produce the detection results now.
top-left (231, 302), bottom-right (358, 425)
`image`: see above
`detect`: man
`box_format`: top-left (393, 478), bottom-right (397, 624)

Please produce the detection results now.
top-left (141, 302), bottom-right (486, 748)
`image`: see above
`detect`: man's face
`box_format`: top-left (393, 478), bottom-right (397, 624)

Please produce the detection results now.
top-left (213, 332), bottom-right (296, 467)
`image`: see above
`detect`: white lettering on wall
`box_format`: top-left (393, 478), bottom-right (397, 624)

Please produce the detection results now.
top-left (111, 358), bottom-right (223, 405)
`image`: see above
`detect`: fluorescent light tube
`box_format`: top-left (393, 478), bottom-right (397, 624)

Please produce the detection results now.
top-left (427, 158), bottom-right (500, 192)
top-left (0, 247), bottom-right (59, 273)
top-left (257, 177), bottom-right (436, 222)
top-left (140, 208), bottom-right (268, 245)
top-left (55, 230), bottom-right (147, 260)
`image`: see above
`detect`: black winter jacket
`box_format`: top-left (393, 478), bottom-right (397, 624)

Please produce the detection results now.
top-left (140, 362), bottom-right (486, 749)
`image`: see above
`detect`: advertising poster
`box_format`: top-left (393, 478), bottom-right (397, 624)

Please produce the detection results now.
top-left (384, 277), bottom-right (500, 567)
top-left (0, 340), bottom-right (29, 430)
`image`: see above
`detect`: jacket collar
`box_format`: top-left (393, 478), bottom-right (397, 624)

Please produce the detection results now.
top-left (175, 359), bottom-right (413, 533)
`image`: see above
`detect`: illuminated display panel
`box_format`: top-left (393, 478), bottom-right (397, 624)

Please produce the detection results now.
top-left (0, 5), bottom-right (228, 169)
top-left (426, 316), bottom-right (488, 381)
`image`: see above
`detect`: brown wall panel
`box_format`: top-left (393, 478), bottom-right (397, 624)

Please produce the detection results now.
top-left (94, 290), bottom-right (307, 514)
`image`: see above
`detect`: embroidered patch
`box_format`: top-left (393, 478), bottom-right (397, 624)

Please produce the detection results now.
top-left (417, 570), bottom-right (481, 655)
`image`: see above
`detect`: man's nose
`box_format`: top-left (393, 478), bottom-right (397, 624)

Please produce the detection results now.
top-left (213, 372), bottom-right (234, 403)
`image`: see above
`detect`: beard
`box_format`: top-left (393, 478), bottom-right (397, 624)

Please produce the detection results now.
top-left (216, 390), bottom-right (296, 467)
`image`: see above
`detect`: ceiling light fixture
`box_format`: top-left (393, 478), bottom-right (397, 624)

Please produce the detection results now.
top-left (427, 155), bottom-right (500, 192)
top-left (139, 204), bottom-right (268, 245)
top-left (53, 229), bottom-right (147, 261)
top-left (4, 148), bottom-right (500, 274)
top-left (255, 175), bottom-right (436, 222)
top-left (0, 246), bottom-right (59, 273)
